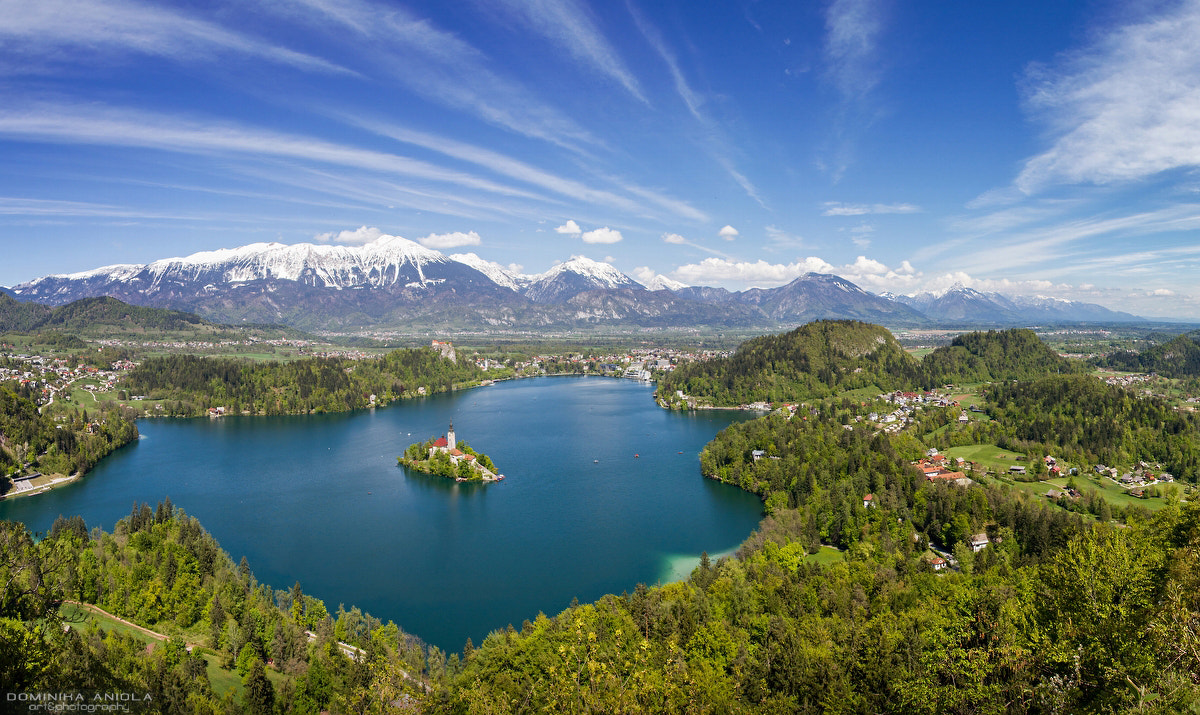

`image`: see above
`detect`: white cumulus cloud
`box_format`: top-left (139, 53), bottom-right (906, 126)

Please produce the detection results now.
top-left (662, 232), bottom-right (686, 244)
top-left (672, 257), bottom-right (833, 286)
top-left (670, 254), bottom-right (926, 293)
top-left (314, 226), bottom-right (384, 245)
top-left (555, 220), bottom-right (582, 236)
top-left (632, 266), bottom-right (656, 283)
top-left (718, 225), bottom-right (739, 240)
top-left (417, 231), bottom-right (482, 249)
top-left (582, 227), bottom-right (623, 244)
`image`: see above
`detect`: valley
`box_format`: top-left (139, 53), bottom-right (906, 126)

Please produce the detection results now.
top-left (4, 313), bottom-right (1200, 711)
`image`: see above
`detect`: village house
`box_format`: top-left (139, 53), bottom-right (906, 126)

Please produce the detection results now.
top-left (969, 533), bottom-right (990, 552)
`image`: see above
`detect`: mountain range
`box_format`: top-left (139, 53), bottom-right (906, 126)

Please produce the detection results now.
top-left (886, 282), bottom-right (1139, 323)
top-left (6, 237), bottom-right (1140, 331)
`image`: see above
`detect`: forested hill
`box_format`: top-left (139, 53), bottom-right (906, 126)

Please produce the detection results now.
top-left (0, 294), bottom-right (210, 333)
top-left (1, 503), bottom-right (433, 711)
top-left (0, 381), bottom-right (138, 484)
top-left (429, 411), bottom-right (1200, 713)
top-left (123, 347), bottom-right (491, 416)
top-left (658, 320), bottom-right (921, 405)
top-left (921, 327), bottom-right (1086, 385)
top-left (658, 323), bottom-right (1085, 406)
top-left (1099, 332), bottom-right (1200, 377)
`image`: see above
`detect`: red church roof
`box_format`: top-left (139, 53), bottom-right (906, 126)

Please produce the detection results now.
top-left (432, 437), bottom-right (448, 448)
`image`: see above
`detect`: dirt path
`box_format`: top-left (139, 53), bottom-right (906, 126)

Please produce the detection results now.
top-left (63, 600), bottom-right (202, 651)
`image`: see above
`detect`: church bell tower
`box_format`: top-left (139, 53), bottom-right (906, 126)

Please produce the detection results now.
top-left (447, 420), bottom-right (456, 451)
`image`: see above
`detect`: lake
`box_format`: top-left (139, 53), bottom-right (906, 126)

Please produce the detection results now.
top-left (0, 376), bottom-right (764, 652)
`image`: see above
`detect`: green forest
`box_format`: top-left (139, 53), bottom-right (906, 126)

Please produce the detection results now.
top-left (123, 348), bottom-right (496, 416)
top-left (0, 294), bottom-right (212, 334)
top-left (658, 322), bottom-right (1084, 406)
top-left (1098, 332), bottom-right (1200, 377)
top-left (6, 415), bottom-right (1200, 713)
top-left (6, 319), bottom-right (1200, 712)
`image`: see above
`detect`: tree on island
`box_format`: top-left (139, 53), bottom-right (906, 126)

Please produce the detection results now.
top-left (397, 434), bottom-right (500, 481)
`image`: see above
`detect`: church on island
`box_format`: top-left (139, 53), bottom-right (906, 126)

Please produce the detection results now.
top-left (400, 421), bottom-right (504, 482)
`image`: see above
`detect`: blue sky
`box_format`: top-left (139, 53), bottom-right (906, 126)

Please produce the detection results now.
top-left (2, 0), bottom-right (1200, 318)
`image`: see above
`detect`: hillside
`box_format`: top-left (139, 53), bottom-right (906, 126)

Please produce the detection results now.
top-left (0, 381), bottom-right (138, 485)
top-left (1100, 332), bottom-right (1200, 377)
top-left (659, 324), bottom-right (1086, 406)
top-left (658, 320), bottom-right (921, 405)
top-left (0, 294), bottom-right (210, 334)
top-left (122, 347), bottom-right (492, 416)
top-left (921, 328), bottom-right (1087, 385)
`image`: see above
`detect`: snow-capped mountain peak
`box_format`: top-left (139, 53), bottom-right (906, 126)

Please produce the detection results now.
top-left (640, 274), bottom-right (688, 292)
top-left (450, 252), bottom-right (530, 291)
top-left (535, 256), bottom-right (636, 288)
top-left (523, 256), bottom-right (643, 303)
top-left (15, 234), bottom-right (468, 298)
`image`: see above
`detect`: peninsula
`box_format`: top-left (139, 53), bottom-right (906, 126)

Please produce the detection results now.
top-left (398, 421), bottom-right (503, 482)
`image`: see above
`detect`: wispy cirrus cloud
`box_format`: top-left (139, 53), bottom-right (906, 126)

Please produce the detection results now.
top-left (0, 103), bottom-right (547, 202)
top-left (0, 197), bottom-right (184, 219)
top-left (822, 201), bottom-right (919, 216)
top-left (945, 204), bottom-right (1200, 277)
top-left (765, 225), bottom-right (806, 250)
top-left (1016, 0), bottom-right (1200, 193)
top-left (626, 1), bottom-right (766, 207)
top-left (279, 0), bottom-right (598, 151)
top-left (348, 118), bottom-right (709, 221)
top-left (659, 231), bottom-right (732, 259)
top-left (0, 0), bottom-right (350, 76)
top-left (823, 0), bottom-right (888, 101)
top-left (488, 0), bottom-right (645, 102)
top-left (819, 0), bottom-right (890, 179)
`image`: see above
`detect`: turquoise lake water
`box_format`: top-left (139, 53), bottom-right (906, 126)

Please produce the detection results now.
top-left (0, 376), bottom-right (764, 652)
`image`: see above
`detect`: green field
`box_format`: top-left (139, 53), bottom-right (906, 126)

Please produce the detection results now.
top-left (942, 443), bottom-right (1179, 513)
top-left (837, 385), bottom-right (887, 403)
top-left (61, 602), bottom-right (159, 644)
top-left (984, 473), bottom-right (1174, 513)
top-left (806, 546), bottom-right (846, 565)
top-left (942, 444), bottom-right (1028, 474)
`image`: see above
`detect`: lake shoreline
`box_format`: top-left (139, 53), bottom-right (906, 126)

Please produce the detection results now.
top-left (0, 376), bottom-right (763, 653)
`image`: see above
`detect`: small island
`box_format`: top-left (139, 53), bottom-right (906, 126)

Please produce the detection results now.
top-left (398, 421), bottom-right (504, 482)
